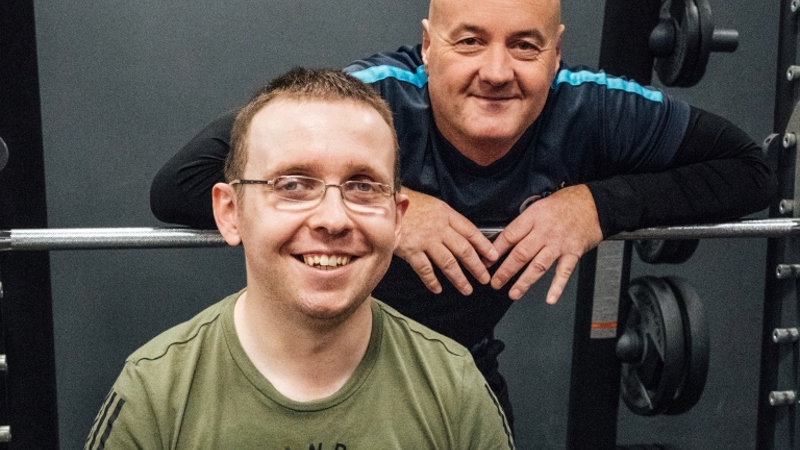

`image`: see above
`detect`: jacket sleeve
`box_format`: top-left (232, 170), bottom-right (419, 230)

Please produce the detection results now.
top-left (586, 106), bottom-right (777, 237)
top-left (150, 111), bottom-right (236, 229)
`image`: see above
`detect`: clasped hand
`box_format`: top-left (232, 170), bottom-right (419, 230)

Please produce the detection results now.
top-left (394, 186), bottom-right (603, 304)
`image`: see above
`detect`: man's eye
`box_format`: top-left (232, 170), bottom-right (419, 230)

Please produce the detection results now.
top-left (276, 178), bottom-right (315, 191)
top-left (352, 182), bottom-right (376, 192)
top-left (510, 42), bottom-right (542, 60)
top-left (513, 40), bottom-right (542, 51)
top-left (458, 37), bottom-right (479, 46)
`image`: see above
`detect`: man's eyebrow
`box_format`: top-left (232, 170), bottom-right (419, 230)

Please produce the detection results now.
top-left (268, 162), bottom-right (388, 180)
top-left (510, 29), bottom-right (548, 46)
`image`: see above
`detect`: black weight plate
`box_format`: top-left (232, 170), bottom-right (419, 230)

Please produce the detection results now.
top-left (679, 0), bottom-right (714, 87)
top-left (663, 277), bottom-right (709, 415)
top-left (654, 0), bottom-right (701, 86)
top-left (620, 277), bottom-right (686, 415)
top-left (634, 239), bottom-right (699, 264)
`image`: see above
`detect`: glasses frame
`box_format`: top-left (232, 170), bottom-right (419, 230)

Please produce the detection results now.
top-left (229, 175), bottom-right (396, 211)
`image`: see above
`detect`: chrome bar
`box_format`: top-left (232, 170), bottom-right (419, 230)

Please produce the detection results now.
top-left (1, 218), bottom-right (799, 252)
top-left (0, 228), bottom-right (226, 251)
top-left (481, 218), bottom-right (800, 241)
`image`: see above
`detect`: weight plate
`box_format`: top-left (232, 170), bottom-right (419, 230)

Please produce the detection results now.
top-left (663, 277), bottom-right (709, 415)
top-left (679, 0), bottom-right (714, 87)
top-left (654, 0), bottom-right (701, 86)
top-left (620, 277), bottom-right (686, 415)
top-left (634, 239), bottom-right (700, 264)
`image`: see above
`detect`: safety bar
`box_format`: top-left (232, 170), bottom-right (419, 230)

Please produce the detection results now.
top-left (0, 218), bottom-right (798, 252)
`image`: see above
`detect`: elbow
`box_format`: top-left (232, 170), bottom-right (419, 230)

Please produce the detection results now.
top-left (149, 170), bottom-right (219, 230)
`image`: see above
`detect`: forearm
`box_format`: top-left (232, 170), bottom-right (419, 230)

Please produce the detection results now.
top-left (587, 107), bottom-right (777, 237)
top-left (150, 112), bottom-right (236, 229)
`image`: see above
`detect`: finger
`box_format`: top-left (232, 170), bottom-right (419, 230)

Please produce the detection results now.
top-left (507, 249), bottom-right (558, 300)
top-left (544, 254), bottom-right (579, 305)
top-left (490, 221), bottom-right (526, 259)
top-left (490, 237), bottom-right (545, 290)
top-left (442, 231), bottom-right (491, 285)
top-left (427, 241), bottom-right (474, 296)
top-left (449, 216), bottom-right (500, 263)
top-left (404, 251), bottom-right (443, 294)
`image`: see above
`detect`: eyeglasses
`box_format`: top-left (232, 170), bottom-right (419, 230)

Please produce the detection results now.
top-left (230, 175), bottom-right (396, 211)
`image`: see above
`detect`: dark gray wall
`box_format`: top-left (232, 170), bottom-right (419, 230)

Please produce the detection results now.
top-left (30, 1), bottom-right (778, 449)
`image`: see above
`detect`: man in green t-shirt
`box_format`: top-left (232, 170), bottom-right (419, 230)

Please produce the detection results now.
top-left (86, 67), bottom-right (514, 450)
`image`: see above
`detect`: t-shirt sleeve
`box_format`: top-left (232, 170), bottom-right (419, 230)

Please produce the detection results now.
top-left (458, 362), bottom-right (516, 450)
top-left (84, 364), bottom-right (162, 450)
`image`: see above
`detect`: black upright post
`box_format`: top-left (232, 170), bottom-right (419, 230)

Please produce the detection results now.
top-left (0, 1), bottom-right (60, 448)
top-left (756, 2), bottom-right (799, 449)
top-left (566, 1), bottom-right (661, 449)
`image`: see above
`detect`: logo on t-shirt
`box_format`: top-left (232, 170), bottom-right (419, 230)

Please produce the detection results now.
top-left (519, 181), bottom-right (567, 213)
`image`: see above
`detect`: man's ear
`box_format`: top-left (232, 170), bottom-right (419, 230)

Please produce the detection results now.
top-left (553, 24), bottom-right (565, 69)
top-left (393, 192), bottom-right (410, 249)
top-left (421, 19), bottom-right (430, 66)
top-left (212, 182), bottom-right (242, 246)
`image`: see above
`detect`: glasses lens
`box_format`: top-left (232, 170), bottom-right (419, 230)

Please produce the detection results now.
top-left (342, 181), bottom-right (392, 206)
top-left (272, 176), bottom-right (324, 202)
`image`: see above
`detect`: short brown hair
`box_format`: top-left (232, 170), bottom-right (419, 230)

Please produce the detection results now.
top-left (225, 67), bottom-right (400, 190)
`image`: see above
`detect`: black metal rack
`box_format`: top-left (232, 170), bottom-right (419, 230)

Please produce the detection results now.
top-left (757, 1), bottom-right (800, 449)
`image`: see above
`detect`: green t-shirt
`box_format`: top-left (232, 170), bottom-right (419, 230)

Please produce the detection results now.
top-left (86, 292), bottom-right (515, 449)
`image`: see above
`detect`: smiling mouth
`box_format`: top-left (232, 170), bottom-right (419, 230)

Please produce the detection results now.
top-left (474, 95), bottom-right (515, 102)
top-left (299, 254), bottom-right (353, 269)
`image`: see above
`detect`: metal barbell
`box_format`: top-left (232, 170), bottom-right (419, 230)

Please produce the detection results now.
top-left (1, 218), bottom-right (799, 252)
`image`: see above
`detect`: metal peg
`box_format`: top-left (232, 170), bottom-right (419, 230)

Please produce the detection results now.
top-left (0, 136), bottom-right (7, 174)
top-left (779, 200), bottom-right (795, 215)
top-left (783, 132), bottom-right (797, 148)
top-left (776, 264), bottom-right (800, 278)
top-left (769, 390), bottom-right (797, 406)
top-left (793, 0), bottom-right (800, 13)
top-left (789, 66), bottom-right (800, 81)
top-left (0, 425), bottom-right (10, 443)
top-left (772, 328), bottom-right (800, 343)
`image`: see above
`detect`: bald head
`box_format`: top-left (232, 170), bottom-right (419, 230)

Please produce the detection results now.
top-left (428, 0), bottom-right (562, 35)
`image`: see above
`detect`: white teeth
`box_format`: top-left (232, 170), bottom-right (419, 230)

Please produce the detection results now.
top-left (302, 255), bottom-right (351, 268)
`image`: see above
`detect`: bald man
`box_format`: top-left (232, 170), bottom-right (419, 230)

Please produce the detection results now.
top-left (151, 0), bottom-right (775, 426)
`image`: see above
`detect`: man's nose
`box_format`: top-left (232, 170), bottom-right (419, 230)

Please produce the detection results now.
top-left (306, 185), bottom-right (353, 235)
top-left (480, 44), bottom-right (514, 86)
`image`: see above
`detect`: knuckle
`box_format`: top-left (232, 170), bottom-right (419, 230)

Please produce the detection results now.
top-left (529, 260), bottom-right (550, 274)
top-left (415, 262), bottom-right (436, 278)
top-left (454, 243), bottom-right (475, 260)
top-left (557, 263), bottom-right (575, 278)
top-left (502, 227), bottom-right (524, 245)
top-left (509, 248), bottom-right (535, 266)
top-left (439, 256), bottom-right (461, 273)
